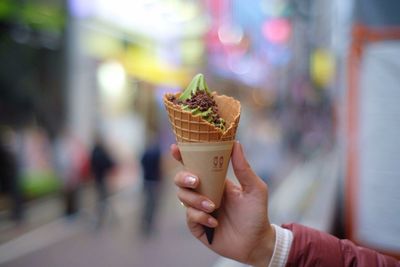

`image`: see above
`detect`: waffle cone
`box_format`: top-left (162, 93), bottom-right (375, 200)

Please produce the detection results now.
top-left (163, 92), bottom-right (241, 142)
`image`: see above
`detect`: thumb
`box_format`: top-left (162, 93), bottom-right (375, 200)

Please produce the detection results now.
top-left (231, 141), bottom-right (262, 193)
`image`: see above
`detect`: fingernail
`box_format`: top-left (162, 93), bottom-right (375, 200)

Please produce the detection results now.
top-left (185, 176), bottom-right (197, 186)
top-left (201, 200), bottom-right (215, 212)
top-left (208, 217), bottom-right (218, 227)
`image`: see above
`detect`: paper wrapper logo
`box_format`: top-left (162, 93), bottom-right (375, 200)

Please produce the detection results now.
top-left (213, 156), bottom-right (224, 171)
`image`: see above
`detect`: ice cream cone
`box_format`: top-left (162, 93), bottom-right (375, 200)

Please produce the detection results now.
top-left (163, 83), bottom-right (241, 245)
top-left (163, 92), bottom-right (240, 143)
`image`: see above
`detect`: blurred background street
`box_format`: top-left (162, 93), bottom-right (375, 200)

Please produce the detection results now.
top-left (1, 0), bottom-right (400, 266)
top-left (0, 166), bottom-right (219, 267)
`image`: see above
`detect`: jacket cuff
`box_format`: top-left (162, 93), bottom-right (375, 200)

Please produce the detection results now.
top-left (268, 224), bottom-right (293, 267)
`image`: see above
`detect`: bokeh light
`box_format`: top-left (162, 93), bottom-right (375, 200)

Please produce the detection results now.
top-left (97, 60), bottom-right (126, 99)
top-left (262, 18), bottom-right (292, 44)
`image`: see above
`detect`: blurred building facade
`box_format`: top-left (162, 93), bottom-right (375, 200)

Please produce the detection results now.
top-left (0, 0), bottom-right (351, 230)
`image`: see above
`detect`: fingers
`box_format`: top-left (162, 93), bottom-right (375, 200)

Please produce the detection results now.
top-left (186, 207), bottom-right (218, 242)
top-left (174, 171), bottom-right (199, 189)
top-left (177, 188), bottom-right (216, 213)
top-left (231, 141), bottom-right (262, 193)
top-left (175, 170), bottom-right (216, 212)
top-left (186, 207), bottom-right (218, 234)
top-left (174, 169), bottom-right (217, 241)
top-left (170, 143), bottom-right (182, 163)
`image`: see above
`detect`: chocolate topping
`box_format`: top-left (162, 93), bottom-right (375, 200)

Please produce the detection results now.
top-left (167, 95), bottom-right (182, 105)
top-left (168, 90), bottom-right (225, 129)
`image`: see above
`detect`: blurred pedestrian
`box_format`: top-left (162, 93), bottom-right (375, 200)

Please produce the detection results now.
top-left (140, 132), bottom-right (162, 236)
top-left (54, 128), bottom-right (87, 218)
top-left (90, 134), bottom-right (115, 229)
top-left (0, 128), bottom-right (24, 224)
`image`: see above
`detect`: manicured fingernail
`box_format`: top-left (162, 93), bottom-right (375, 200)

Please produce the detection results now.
top-left (208, 217), bottom-right (218, 227)
top-left (201, 200), bottom-right (215, 212)
top-left (185, 176), bottom-right (197, 186)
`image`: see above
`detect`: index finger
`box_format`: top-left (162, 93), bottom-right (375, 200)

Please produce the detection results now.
top-left (174, 170), bottom-right (199, 189)
top-left (170, 143), bottom-right (183, 163)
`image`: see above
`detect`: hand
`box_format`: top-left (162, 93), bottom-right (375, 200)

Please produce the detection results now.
top-left (171, 142), bottom-right (275, 267)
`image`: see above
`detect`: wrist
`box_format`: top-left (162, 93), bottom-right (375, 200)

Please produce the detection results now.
top-left (249, 223), bottom-right (276, 267)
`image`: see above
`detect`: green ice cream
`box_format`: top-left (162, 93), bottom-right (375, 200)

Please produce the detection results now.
top-left (169, 74), bottom-right (226, 130)
top-left (179, 73), bottom-right (210, 101)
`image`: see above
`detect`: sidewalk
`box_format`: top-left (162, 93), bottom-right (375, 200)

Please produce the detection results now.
top-left (0, 179), bottom-right (219, 267)
top-left (0, 160), bottom-right (219, 267)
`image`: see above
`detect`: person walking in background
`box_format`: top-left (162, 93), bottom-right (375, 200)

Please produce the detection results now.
top-left (54, 128), bottom-right (86, 218)
top-left (140, 132), bottom-right (163, 237)
top-left (0, 129), bottom-right (24, 224)
top-left (90, 134), bottom-right (115, 229)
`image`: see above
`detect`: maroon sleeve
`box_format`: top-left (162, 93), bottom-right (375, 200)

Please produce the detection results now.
top-left (282, 223), bottom-right (400, 267)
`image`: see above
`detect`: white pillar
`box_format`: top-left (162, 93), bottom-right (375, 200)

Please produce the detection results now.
top-left (65, 18), bottom-right (97, 146)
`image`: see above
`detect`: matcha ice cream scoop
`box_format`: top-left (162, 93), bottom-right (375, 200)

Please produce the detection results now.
top-left (167, 74), bottom-right (226, 131)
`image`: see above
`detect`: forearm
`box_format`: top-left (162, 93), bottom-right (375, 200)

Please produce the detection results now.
top-left (283, 223), bottom-right (400, 267)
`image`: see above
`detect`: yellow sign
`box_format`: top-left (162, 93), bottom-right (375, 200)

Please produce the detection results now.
top-left (310, 48), bottom-right (335, 88)
top-left (123, 46), bottom-right (192, 87)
